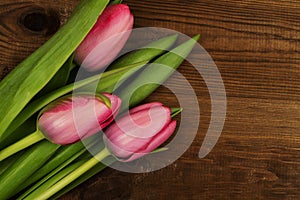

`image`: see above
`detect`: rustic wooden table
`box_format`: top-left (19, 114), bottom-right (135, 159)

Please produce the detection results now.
top-left (0, 0), bottom-right (299, 199)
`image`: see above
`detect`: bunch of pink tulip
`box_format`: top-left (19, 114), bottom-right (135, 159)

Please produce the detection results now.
top-left (0, 1), bottom-right (199, 199)
top-left (32, 101), bottom-right (178, 200)
top-left (0, 4), bottom-right (177, 161)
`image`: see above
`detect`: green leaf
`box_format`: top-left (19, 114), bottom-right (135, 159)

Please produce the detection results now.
top-left (0, 0), bottom-right (109, 138)
top-left (22, 148), bottom-right (111, 200)
top-left (0, 141), bottom-right (60, 199)
top-left (35, 54), bottom-right (75, 98)
top-left (15, 142), bottom-right (85, 195)
top-left (51, 161), bottom-right (110, 200)
top-left (0, 115), bottom-right (36, 149)
top-left (77, 62), bottom-right (147, 93)
top-left (18, 148), bottom-right (87, 200)
top-left (19, 159), bottom-right (87, 200)
top-left (117, 34), bottom-right (200, 110)
top-left (15, 135), bottom-right (99, 197)
top-left (34, 145), bottom-right (169, 199)
top-left (109, 34), bottom-right (178, 70)
top-left (0, 151), bottom-right (24, 176)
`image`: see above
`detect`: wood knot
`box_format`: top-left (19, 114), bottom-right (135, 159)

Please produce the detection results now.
top-left (248, 168), bottom-right (279, 183)
top-left (19, 7), bottom-right (60, 36)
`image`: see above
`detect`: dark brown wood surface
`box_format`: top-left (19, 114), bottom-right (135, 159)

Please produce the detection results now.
top-left (1, 0), bottom-right (300, 199)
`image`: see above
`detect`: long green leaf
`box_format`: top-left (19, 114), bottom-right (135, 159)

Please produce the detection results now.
top-left (17, 136), bottom-right (100, 196)
top-left (0, 115), bottom-right (36, 149)
top-left (19, 160), bottom-right (87, 200)
top-left (51, 161), bottom-right (110, 200)
top-left (109, 34), bottom-right (178, 70)
top-left (0, 151), bottom-right (24, 176)
top-left (18, 137), bottom-right (101, 199)
top-left (77, 62), bottom-right (147, 93)
top-left (18, 148), bottom-right (87, 200)
top-left (16, 142), bottom-right (85, 194)
top-left (117, 34), bottom-right (200, 110)
top-left (0, 141), bottom-right (60, 199)
top-left (35, 54), bottom-right (75, 98)
top-left (0, 0), bottom-right (109, 138)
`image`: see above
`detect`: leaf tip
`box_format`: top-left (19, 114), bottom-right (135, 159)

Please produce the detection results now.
top-left (192, 34), bottom-right (201, 41)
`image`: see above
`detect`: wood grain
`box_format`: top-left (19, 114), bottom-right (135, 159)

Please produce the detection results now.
top-left (0, 0), bottom-right (79, 79)
top-left (0, 0), bottom-right (300, 199)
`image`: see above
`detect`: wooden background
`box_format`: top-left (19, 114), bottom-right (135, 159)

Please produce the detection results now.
top-left (1, 0), bottom-right (300, 199)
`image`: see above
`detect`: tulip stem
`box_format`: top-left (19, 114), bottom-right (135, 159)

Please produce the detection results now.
top-left (0, 130), bottom-right (44, 161)
top-left (31, 148), bottom-right (111, 200)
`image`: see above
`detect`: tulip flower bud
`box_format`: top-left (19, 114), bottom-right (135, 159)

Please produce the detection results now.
top-left (38, 93), bottom-right (121, 145)
top-left (74, 4), bottom-right (134, 71)
top-left (103, 102), bottom-right (177, 162)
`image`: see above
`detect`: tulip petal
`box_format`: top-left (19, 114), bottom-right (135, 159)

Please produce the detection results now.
top-left (107, 105), bottom-right (171, 141)
top-left (82, 29), bottom-right (132, 69)
top-left (96, 93), bottom-right (122, 130)
top-left (129, 102), bottom-right (163, 114)
top-left (124, 120), bottom-right (177, 162)
top-left (76, 94), bottom-right (122, 139)
top-left (103, 103), bottom-right (176, 162)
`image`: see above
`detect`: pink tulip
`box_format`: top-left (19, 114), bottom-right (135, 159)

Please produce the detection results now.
top-left (38, 93), bottom-right (121, 145)
top-left (103, 102), bottom-right (177, 162)
top-left (74, 4), bottom-right (134, 71)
